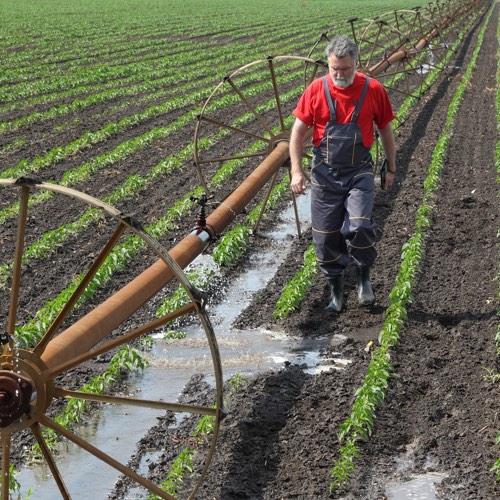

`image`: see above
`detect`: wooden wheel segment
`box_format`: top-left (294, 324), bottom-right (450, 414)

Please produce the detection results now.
top-left (0, 179), bottom-right (224, 499)
top-left (305, 0), bottom-right (480, 99)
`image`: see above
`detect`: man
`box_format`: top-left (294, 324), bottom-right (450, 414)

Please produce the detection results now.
top-left (289, 35), bottom-right (396, 312)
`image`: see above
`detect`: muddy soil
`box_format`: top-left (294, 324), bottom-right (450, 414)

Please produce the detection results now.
top-left (1, 3), bottom-right (498, 500)
top-left (194, 7), bottom-right (499, 499)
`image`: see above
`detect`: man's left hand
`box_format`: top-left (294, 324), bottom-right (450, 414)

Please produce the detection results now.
top-left (384, 170), bottom-right (395, 189)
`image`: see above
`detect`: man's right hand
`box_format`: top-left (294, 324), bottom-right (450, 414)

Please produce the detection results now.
top-left (290, 171), bottom-right (307, 194)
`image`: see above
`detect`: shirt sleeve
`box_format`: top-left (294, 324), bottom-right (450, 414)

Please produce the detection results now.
top-left (292, 84), bottom-right (315, 127)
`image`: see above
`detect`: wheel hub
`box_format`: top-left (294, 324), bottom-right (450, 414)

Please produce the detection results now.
top-left (0, 371), bottom-right (33, 427)
top-left (0, 349), bottom-right (53, 432)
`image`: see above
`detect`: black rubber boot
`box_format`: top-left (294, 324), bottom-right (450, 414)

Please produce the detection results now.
top-left (356, 266), bottom-right (375, 306)
top-left (326, 275), bottom-right (344, 312)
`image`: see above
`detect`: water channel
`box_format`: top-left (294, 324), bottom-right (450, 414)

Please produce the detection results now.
top-left (17, 193), bottom-right (349, 498)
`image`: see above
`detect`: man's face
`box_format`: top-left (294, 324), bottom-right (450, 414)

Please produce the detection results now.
top-left (328, 54), bottom-right (356, 88)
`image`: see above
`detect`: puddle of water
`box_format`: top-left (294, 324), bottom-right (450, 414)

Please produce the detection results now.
top-left (385, 441), bottom-right (449, 500)
top-left (386, 472), bottom-right (448, 500)
top-left (18, 367), bottom-right (182, 499)
top-left (18, 193), bottom-right (352, 498)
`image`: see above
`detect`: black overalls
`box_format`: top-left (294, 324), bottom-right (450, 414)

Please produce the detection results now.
top-left (310, 75), bottom-right (377, 279)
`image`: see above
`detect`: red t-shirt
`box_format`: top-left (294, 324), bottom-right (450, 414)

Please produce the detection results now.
top-left (293, 73), bottom-right (395, 148)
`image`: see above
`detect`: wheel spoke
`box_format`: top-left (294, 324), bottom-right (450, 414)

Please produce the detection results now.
top-left (267, 57), bottom-right (285, 131)
top-left (197, 114), bottom-right (270, 143)
top-left (365, 23), bottom-right (385, 68)
top-left (225, 76), bottom-right (274, 137)
top-left (304, 59), bottom-right (325, 88)
top-left (252, 169), bottom-right (279, 234)
top-left (195, 150), bottom-right (268, 165)
top-left (1, 433), bottom-right (11, 500)
top-left (6, 185), bottom-right (29, 353)
top-left (290, 189), bottom-right (302, 239)
top-left (53, 388), bottom-right (218, 416)
top-left (31, 422), bottom-right (71, 499)
top-left (39, 414), bottom-right (176, 500)
top-left (41, 302), bottom-right (196, 381)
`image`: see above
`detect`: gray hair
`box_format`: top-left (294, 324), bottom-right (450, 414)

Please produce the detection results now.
top-left (325, 35), bottom-right (358, 62)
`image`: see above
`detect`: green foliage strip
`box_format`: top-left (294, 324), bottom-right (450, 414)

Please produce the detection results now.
top-left (491, 6), bottom-right (500, 482)
top-left (330, 4), bottom-right (494, 491)
top-left (148, 374), bottom-right (247, 498)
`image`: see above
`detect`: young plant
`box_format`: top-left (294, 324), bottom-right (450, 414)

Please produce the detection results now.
top-left (274, 244), bottom-right (318, 320)
top-left (148, 447), bottom-right (194, 498)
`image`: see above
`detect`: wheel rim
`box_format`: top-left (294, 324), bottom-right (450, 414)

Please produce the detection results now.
top-left (193, 55), bottom-right (325, 237)
top-left (306, 6), bottom-right (463, 100)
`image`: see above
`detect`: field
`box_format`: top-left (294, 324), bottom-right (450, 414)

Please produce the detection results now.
top-left (0, 0), bottom-right (499, 498)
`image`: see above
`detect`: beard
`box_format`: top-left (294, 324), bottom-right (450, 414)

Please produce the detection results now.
top-left (333, 72), bottom-right (356, 88)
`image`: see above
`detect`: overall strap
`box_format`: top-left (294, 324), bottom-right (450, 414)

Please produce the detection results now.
top-left (322, 76), bottom-right (337, 122)
top-left (351, 76), bottom-right (370, 123)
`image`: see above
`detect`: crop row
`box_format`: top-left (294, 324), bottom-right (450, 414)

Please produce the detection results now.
top-left (0, 0), bottom-right (438, 112)
top-left (148, 374), bottom-right (247, 498)
top-left (0, 17), bottom-right (317, 108)
top-left (0, 58), bottom-right (304, 198)
top-left (1, 39), bottom-right (323, 180)
top-left (329, 5), bottom-right (494, 490)
top-left (1, 0), bottom-right (416, 51)
top-left (1, 50), bottom-right (306, 139)
top-left (493, 10), bottom-right (500, 482)
top-left (0, 28), bottom-right (318, 135)
top-left (1, 22), bottom-right (267, 86)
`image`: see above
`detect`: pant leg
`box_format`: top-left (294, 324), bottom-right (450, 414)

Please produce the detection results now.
top-left (310, 166), bottom-right (351, 278)
top-left (343, 167), bottom-right (377, 268)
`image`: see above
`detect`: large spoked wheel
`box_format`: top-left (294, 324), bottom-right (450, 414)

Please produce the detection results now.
top-left (0, 178), bottom-right (223, 499)
top-left (193, 55), bottom-right (326, 235)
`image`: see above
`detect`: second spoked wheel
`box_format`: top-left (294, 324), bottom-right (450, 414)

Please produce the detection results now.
top-left (193, 55), bottom-right (326, 195)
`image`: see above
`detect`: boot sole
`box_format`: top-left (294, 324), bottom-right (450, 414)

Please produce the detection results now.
top-left (358, 298), bottom-right (375, 307)
top-left (325, 303), bottom-right (344, 313)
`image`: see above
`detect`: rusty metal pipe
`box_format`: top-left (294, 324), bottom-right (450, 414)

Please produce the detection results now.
top-left (39, 141), bottom-right (290, 369)
top-left (367, 1), bottom-right (479, 76)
